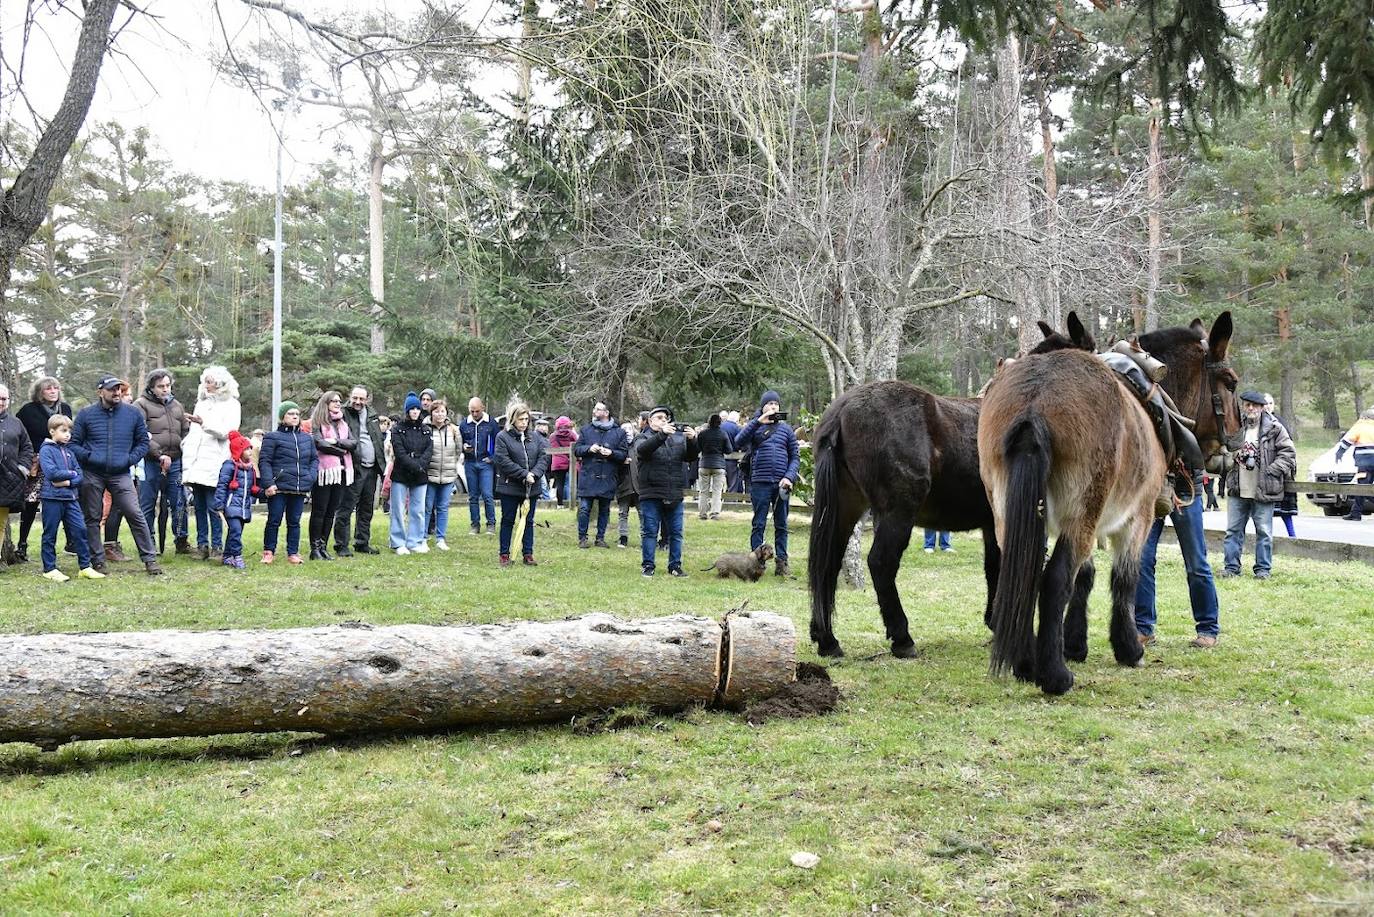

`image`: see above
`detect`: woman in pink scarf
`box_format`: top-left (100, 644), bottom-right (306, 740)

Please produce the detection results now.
top-left (307, 391), bottom-right (356, 560)
top-left (549, 415), bottom-right (578, 508)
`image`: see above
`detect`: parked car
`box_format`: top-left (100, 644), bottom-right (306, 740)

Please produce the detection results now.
top-left (1306, 444), bottom-right (1359, 516)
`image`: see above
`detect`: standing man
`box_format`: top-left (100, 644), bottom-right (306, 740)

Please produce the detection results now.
top-left (1222, 390), bottom-right (1297, 580)
top-left (574, 401), bottom-right (628, 548)
top-left (135, 369), bottom-right (194, 555)
top-left (336, 385), bottom-right (384, 555)
top-left (70, 374), bottom-right (163, 575)
top-left (634, 406), bottom-right (699, 577)
top-left (734, 390), bottom-right (801, 577)
top-left (460, 396), bottom-right (499, 534)
top-left (0, 384), bottom-right (35, 569)
top-left (1134, 469), bottom-right (1223, 648)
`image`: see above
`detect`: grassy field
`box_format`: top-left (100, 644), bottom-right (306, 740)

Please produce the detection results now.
top-left (2, 506), bottom-right (1372, 914)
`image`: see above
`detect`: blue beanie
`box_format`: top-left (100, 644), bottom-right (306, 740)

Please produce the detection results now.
top-left (760, 390), bottom-right (781, 410)
top-left (404, 391), bottom-right (422, 413)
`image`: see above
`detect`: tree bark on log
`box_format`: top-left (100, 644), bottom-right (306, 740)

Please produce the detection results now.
top-left (0, 612), bottom-right (796, 750)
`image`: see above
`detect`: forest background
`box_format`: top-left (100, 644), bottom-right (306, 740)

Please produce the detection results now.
top-left (2, 0), bottom-right (1372, 435)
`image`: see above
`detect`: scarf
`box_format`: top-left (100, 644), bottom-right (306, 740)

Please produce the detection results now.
top-left (592, 418), bottom-right (616, 431)
top-left (227, 461), bottom-right (259, 494)
top-left (316, 417), bottom-right (354, 487)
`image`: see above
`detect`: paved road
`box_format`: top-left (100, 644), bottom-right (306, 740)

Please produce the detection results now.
top-left (1192, 508), bottom-right (1374, 548)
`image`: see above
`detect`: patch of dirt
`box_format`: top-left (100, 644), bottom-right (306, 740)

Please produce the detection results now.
top-left (571, 707), bottom-right (658, 736)
top-left (741, 662), bottom-right (841, 724)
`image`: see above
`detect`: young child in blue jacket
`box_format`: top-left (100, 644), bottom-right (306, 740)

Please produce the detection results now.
top-left (38, 415), bottom-right (104, 582)
top-left (214, 430), bottom-right (260, 570)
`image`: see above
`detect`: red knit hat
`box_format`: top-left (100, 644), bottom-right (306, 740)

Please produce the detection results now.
top-left (229, 430), bottom-right (252, 462)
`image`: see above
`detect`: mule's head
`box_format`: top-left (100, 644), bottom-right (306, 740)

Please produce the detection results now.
top-left (1030, 311), bottom-right (1097, 355)
top-left (1141, 312), bottom-right (1240, 473)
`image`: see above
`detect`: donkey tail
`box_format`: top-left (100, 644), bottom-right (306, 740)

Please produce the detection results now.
top-left (989, 413), bottom-right (1052, 675)
top-left (807, 422), bottom-right (845, 654)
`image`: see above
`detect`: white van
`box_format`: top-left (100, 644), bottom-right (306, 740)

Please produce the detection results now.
top-left (1307, 445), bottom-right (1359, 515)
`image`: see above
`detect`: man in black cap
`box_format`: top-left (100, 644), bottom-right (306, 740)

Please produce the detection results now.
top-left (70, 375), bottom-right (163, 575)
top-left (1221, 389), bottom-right (1296, 581)
top-left (634, 405), bottom-right (699, 576)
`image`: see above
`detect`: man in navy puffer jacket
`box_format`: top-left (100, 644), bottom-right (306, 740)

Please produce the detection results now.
top-left (70, 374), bottom-right (161, 574)
top-left (734, 389), bottom-right (800, 577)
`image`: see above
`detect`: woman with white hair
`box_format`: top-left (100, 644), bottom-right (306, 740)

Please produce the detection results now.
top-left (181, 365), bottom-right (242, 559)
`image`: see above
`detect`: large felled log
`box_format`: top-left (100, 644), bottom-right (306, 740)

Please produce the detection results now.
top-left (0, 611), bottom-right (795, 749)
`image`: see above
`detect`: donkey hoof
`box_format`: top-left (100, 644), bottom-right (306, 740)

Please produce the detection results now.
top-left (817, 639), bottom-right (845, 659)
top-left (891, 641), bottom-right (918, 659)
top-left (1012, 659), bottom-right (1035, 682)
top-left (1038, 668), bottom-right (1075, 695)
top-left (1064, 643), bottom-right (1088, 663)
top-left (1113, 643), bottom-right (1145, 668)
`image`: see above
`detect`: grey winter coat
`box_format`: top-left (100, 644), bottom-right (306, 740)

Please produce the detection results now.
top-left (1225, 412), bottom-right (1297, 502)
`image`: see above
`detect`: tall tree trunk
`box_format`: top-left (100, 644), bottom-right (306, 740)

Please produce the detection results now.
top-left (994, 35), bottom-right (1040, 354)
top-left (515, 0), bottom-right (537, 125)
top-left (0, 0), bottom-right (121, 387)
top-left (1145, 96), bottom-right (1164, 332)
top-left (368, 125), bottom-right (386, 355)
top-left (1036, 73), bottom-right (1061, 326)
top-left (1317, 367), bottom-right (1341, 430)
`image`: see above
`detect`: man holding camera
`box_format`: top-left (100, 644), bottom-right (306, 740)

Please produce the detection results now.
top-left (634, 405), bottom-right (699, 577)
top-left (735, 390), bottom-right (801, 577)
top-left (1221, 389), bottom-right (1296, 581)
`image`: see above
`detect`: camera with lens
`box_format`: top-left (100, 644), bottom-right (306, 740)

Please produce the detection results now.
top-left (672, 422), bottom-right (691, 433)
top-left (768, 411), bottom-right (789, 422)
top-left (1236, 441), bottom-right (1259, 470)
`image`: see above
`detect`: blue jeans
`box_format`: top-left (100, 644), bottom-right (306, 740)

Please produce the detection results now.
top-left (578, 496), bottom-right (612, 541)
top-left (190, 483), bottom-right (223, 550)
top-left (749, 483), bottom-right (791, 561)
top-left (466, 460), bottom-right (496, 526)
top-left (1135, 489), bottom-right (1220, 637)
top-left (41, 499), bottom-right (90, 571)
top-left (923, 529), bottom-right (951, 550)
top-left (639, 498), bottom-right (684, 571)
top-left (224, 516), bottom-right (244, 558)
top-left (264, 492), bottom-right (306, 555)
top-left (426, 481), bottom-right (457, 539)
top-left (140, 457), bottom-right (187, 541)
top-left (499, 493), bottom-right (538, 556)
top-left (390, 482), bottom-right (427, 549)
top-left (1224, 496), bottom-right (1275, 575)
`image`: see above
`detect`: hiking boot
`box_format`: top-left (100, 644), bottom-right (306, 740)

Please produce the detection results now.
top-left (174, 536), bottom-right (193, 556)
top-left (1218, 568), bottom-right (1240, 579)
top-left (209, 548), bottom-right (223, 561)
top-left (104, 542), bottom-right (128, 563)
top-left (775, 558), bottom-right (791, 578)
top-left (594, 539), bottom-right (610, 548)
top-left (145, 560), bottom-right (164, 576)
top-left (499, 553), bottom-right (511, 567)
top-left (1189, 635), bottom-right (1219, 649)
top-left (579, 538), bottom-right (590, 549)
top-left (92, 562), bottom-right (108, 575)
top-left (1138, 632), bottom-right (1156, 648)
top-left (261, 550), bottom-right (275, 565)
top-left (523, 555), bottom-right (538, 566)
top-left (1254, 570), bottom-right (1271, 580)
top-left (198, 544), bottom-right (210, 561)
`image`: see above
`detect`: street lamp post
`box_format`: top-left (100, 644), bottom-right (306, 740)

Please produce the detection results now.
top-left (272, 104), bottom-right (285, 420)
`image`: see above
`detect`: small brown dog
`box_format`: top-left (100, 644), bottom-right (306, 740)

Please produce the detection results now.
top-left (703, 544), bottom-right (774, 581)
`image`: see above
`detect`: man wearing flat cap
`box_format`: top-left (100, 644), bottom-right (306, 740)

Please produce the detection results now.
top-left (1221, 389), bottom-right (1296, 581)
top-left (71, 374), bottom-right (163, 575)
top-left (633, 405), bottom-right (699, 577)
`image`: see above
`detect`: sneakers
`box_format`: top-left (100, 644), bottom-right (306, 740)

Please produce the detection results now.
top-left (42, 569), bottom-right (70, 582)
top-left (709, 512), bottom-right (719, 520)
top-left (579, 538), bottom-right (590, 549)
top-left (923, 547), bottom-right (935, 554)
top-left (145, 560), bottom-right (164, 576)
top-left (261, 550), bottom-right (275, 565)
top-left (668, 566), bottom-right (686, 577)
top-left (1219, 569), bottom-right (1240, 579)
top-left (198, 544), bottom-right (210, 561)
top-left (78, 566), bottom-right (105, 580)
top-left (436, 539), bottom-right (449, 551)
top-left (288, 553), bottom-right (303, 565)
top-left (470, 523), bottom-right (481, 535)
top-left (642, 565), bottom-right (655, 577)
top-left (499, 553), bottom-right (511, 567)
top-left (222, 555), bottom-right (245, 570)
top-left (486, 523), bottom-right (496, 535)
top-left (1254, 570), bottom-right (1271, 581)
top-left (104, 542), bottom-right (128, 563)
top-left (412, 542), bottom-right (430, 555)
top-left (618, 536), bottom-right (628, 548)
top-left (941, 546), bottom-right (955, 553)
top-left (395, 546), bottom-right (411, 556)
top-left (522, 555), bottom-right (538, 566)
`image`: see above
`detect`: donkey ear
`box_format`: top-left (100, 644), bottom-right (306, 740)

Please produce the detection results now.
top-left (1190, 318), bottom-right (1206, 334)
top-left (1067, 311), bottom-right (1087, 346)
top-left (1209, 311), bottom-right (1234, 360)
top-left (1037, 320), bottom-right (1055, 338)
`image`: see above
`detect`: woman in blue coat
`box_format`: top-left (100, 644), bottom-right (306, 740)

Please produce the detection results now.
top-left (258, 401), bottom-right (318, 565)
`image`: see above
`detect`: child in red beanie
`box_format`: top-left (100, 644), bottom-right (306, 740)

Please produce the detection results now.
top-left (213, 430), bottom-right (260, 570)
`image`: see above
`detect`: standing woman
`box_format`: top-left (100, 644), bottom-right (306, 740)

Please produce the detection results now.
top-left (14, 377), bottom-right (73, 563)
top-left (548, 416), bottom-right (578, 508)
top-left (307, 391), bottom-right (355, 560)
top-left (258, 401), bottom-right (317, 565)
top-left (181, 365), bottom-right (240, 560)
top-left (494, 402), bottom-right (550, 567)
top-left (389, 392), bottom-right (433, 554)
top-left (425, 399), bottom-right (463, 551)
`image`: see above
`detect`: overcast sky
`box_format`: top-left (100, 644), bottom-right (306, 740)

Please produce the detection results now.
top-left (2, 0), bottom-right (513, 191)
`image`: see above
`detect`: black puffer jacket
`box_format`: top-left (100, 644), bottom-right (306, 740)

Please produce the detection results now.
top-left (494, 428), bottom-right (551, 498)
top-left (634, 428), bottom-right (701, 502)
top-left (0, 411), bottom-right (35, 508)
top-left (388, 417), bottom-right (433, 487)
top-left (696, 425), bottom-right (731, 472)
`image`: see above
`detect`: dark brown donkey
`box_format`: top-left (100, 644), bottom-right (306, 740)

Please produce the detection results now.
top-left (979, 313), bottom-right (1239, 694)
top-left (808, 314), bottom-right (1096, 659)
